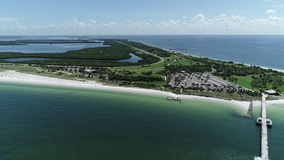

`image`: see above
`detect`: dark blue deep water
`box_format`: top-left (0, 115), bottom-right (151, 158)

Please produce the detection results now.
top-left (126, 35), bottom-right (284, 70)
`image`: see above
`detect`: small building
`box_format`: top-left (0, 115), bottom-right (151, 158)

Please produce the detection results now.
top-left (85, 69), bottom-right (96, 73)
top-left (264, 89), bottom-right (276, 95)
top-left (68, 67), bottom-right (79, 72)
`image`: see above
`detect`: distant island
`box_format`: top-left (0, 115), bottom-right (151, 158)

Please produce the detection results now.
top-left (0, 39), bottom-right (283, 101)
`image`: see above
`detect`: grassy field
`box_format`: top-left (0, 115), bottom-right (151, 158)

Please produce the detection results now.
top-left (113, 55), bottom-right (193, 74)
top-left (235, 76), bottom-right (254, 90)
top-left (113, 41), bottom-right (194, 73)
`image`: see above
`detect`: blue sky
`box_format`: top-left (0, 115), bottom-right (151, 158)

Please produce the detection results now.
top-left (0, 0), bottom-right (284, 35)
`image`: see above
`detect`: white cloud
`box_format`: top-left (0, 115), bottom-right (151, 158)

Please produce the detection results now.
top-left (183, 16), bottom-right (187, 19)
top-left (89, 19), bottom-right (96, 25)
top-left (2, 15), bottom-right (284, 35)
top-left (193, 14), bottom-right (206, 20)
top-left (66, 17), bottom-right (92, 29)
top-left (13, 22), bottom-right (27, 29)
top-left (31, 25), bottom-right (44, 29)
top-left (73, 17), bottom-right (78, 23)
top-left (266, 9), bottom-right (276, 13)
top-left (269, 16), bottom-right (282, 21)
top-left (156, 14), bottom-right (284, 33)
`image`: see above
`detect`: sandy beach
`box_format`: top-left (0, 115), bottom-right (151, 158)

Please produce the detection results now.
top-left (0, 70), bottom-right (283, 110)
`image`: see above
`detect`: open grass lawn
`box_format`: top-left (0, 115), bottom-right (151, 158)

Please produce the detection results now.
top-left (113, 62), bottom-right (165, 73)
top-left (235, 75), bottom-right (284, 92)
top-left (113, 55), bottom-right (192, 74)
top-left (113, 57), bottom-right (171, 73)
top-left (278, 86), bottom-right (284, 92)
top-left (235, 75), bottom-right (254, 90)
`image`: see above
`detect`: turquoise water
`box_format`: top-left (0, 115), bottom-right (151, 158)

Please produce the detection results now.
top-left (1, 82), bottom-right (283, 159)
top-left (267, 104), bottom-right (284, 160)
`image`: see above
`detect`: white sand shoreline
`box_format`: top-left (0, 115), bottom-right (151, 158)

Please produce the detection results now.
top-left (0, 70), bottom-right (283, 110)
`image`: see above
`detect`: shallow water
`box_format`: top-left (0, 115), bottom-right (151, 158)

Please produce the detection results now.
top-left (0, 82), bottom-right (283, 159)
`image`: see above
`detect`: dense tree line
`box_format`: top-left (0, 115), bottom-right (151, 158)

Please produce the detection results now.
top-left (181, 54), bottom-right (271, 78)
top-left (11, 56), bottom-right (159, 67)
top-left (213, 64), bottom-right (267, 77)
top-left (251, 74), bottom-right (284, 90)
top-left (108, 73), bottom-right (163, 82)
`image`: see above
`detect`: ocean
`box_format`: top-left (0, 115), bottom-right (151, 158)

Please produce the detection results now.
top-left (0, 82), bottom-right (283, 160)
top-left (126, 35), bottom-right (284, 70)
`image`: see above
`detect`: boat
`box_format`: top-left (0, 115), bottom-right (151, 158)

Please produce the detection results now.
top-left (256, 117), bottom-right (262, 125)
top-left (266, 118), bottom-right (272, 127)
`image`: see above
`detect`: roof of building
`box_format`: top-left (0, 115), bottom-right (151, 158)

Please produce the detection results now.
top-left (265, 89), bottom-right (276, 94)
